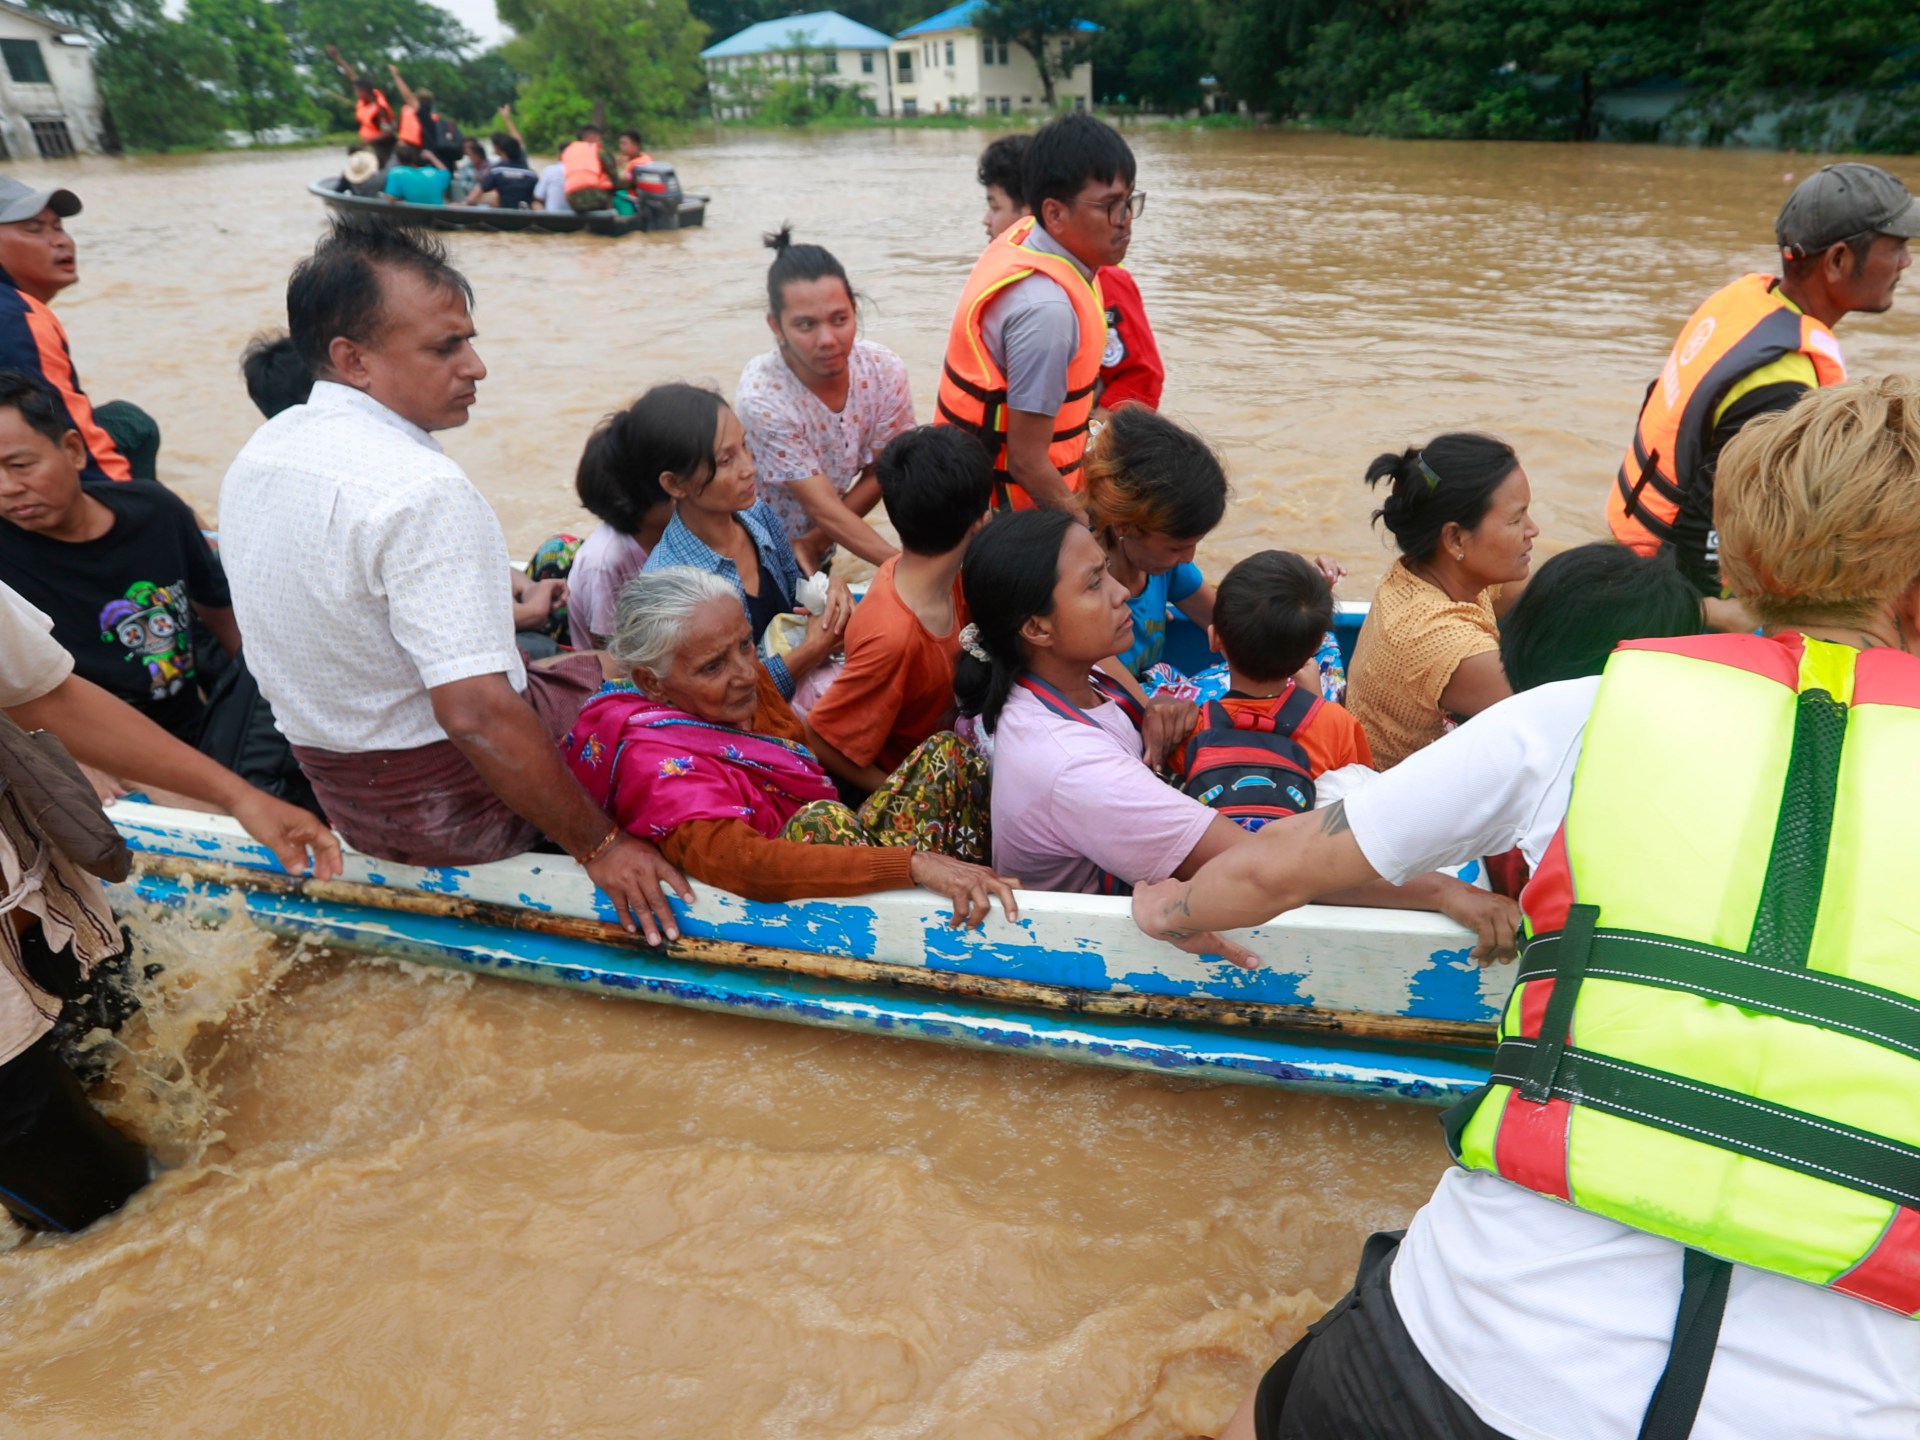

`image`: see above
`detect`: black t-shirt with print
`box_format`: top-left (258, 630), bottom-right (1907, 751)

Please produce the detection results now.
top-left (0, 478), bottom-right (230, 742)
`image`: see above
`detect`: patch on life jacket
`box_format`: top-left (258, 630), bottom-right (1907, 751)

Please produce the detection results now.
top-left (1103, 306), bottom-right (1126, 369)
top-left (1181, 691), bottom-right (1320, 832)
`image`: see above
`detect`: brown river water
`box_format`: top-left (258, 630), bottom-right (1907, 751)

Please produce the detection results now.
top-left (3, 130), bottom-right (1917, 1438)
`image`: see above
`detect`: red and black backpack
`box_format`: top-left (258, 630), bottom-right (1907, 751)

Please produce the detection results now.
top-left (1180, 688), bottom-right (1321, 831)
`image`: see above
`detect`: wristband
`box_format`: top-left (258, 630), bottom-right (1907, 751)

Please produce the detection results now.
top-left (580, 825), bottom-right (621, 867)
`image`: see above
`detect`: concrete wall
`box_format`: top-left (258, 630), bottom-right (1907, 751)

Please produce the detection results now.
top-left (889, 29), bottom-right (1091, 117)
top-left (0, 13), bottom-right (103, 158)
top-left (705, 46), bottom-right (892, 119)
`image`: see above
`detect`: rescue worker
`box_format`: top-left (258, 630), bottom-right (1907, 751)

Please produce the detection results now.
top-left (560, 124), bottom-right (618, 214)
top-left (1135, 375), bottom-right (1920, 1440)
top-left (385, 64), bottom-right (461, 170)
top-left (326, 46), bottom-right (397, 167)
top-left (935, 114), bottom-right (1140, 517)
top-left (1609, 162), bottom-right (1917, 603)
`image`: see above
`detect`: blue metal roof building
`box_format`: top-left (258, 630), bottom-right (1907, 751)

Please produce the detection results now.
top-left (896, 0), bottom-right (1095, 36)
top-left (700, 10), bottom-right (896, 57)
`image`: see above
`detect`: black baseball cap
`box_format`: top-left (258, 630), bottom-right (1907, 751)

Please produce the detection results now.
top-left (1776, 163), bottom-right (1920, 258)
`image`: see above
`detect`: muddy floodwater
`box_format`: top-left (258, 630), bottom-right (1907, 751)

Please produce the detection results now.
top-left (2, 129), bottom-right (1916, 1438)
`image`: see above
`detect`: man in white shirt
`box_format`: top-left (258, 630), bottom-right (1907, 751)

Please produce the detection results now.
top-left (532, 163), bottom-right (572, 214)
top-left (220, 220), bottom-right (687, 945)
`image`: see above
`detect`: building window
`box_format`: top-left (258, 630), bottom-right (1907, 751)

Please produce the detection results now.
top-left (2, 40), bottom-right (50, 84)
top-left (944, 39), bottom-right (954, 66)
top-left (999, 96), bottom-right (1011, 115)
top-left (825, 51), bottom-right (839, 72)
top-left (1021, 95), bottom-right (1033, 106)
top-left (861, 50), bottom-right (873, 73)
top-left (998, 40), bottom-right (1009, 64)
top-left (981, 42), bottom-right (992, 65)
top-left (902, 98), bottom-right (917, 116)
top-left (897, 51), bottom-right (911, 80)
top-left (29, 117), bottom-right (73, 158)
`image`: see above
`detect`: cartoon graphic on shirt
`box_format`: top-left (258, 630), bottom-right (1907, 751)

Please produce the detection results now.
top-left (99, 579), bottom-right (194, 700)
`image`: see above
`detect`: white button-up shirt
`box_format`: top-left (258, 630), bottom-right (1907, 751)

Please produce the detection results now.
top-left (219, 381), bottom-right (525, 754)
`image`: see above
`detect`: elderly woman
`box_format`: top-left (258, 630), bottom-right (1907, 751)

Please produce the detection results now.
top-left (564, 568), bottom-right (1009, 922)
top-left (1344, 432), bottom-right (1538, 767)
top-left (1135, 377), bottom-right (1920, 1440)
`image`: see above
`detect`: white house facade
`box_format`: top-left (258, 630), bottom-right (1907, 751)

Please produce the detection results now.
top-left (700, 10), bottom-right (895, 120)
top-left (0, 1), bottom-right (104, 159)
top-left (888, 0), bottom-right (1092, 118)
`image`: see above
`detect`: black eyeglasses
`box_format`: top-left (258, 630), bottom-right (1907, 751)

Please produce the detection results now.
top-left (1070, 190), bottom-right (1146, 225)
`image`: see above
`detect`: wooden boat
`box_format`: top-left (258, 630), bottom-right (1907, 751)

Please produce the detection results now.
top-left (110, 601), bottom-right (1510, 1104)
top-left (307, 177), bottom-right (708, 235)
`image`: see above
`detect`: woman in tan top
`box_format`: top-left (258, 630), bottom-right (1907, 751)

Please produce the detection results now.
top-left (1345, 433), bottom-right (1538, 768)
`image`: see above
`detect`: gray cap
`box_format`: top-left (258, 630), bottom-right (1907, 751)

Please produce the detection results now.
top-left (0, 175), bottom-right (80, 225)
top-left (1776, 163), bottom-right (1920, 257)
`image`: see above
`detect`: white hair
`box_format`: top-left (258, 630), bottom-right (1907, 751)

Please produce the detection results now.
top-left (606, 567), bottom-right (740, 675)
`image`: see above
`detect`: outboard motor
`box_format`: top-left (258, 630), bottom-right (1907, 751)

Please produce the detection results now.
top-left (631, 161), bottom-right (685, 225)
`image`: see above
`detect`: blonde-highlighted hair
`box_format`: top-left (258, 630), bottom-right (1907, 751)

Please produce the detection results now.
top-left (1715, 376), bottom-right (1920, 627)
top-left (1081, 405), bottom-right (1229, 539)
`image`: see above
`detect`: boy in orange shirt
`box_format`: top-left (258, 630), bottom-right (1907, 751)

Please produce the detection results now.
top-left (804, 428), bottom-right (993, 797)
top-left (1173, 550), bottom-right (1372, 829)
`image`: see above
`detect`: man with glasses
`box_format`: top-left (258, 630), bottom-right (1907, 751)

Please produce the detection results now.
top-left (937, 114), bottom-right (1141, 515)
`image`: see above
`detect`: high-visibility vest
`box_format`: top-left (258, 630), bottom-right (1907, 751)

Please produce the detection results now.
top-left (1449, 631), bottom-right (1920, 1318)
top-left (355, 90), bottom-right (394, 142)
top-left (1608, 274), bottom-right (1846, 554)
top-left (396, 104), bottom-right (423, 148)
top-left (561, 140), bottom-right (612, 195)
top-left (934, 216), bottom-right (1106, 512)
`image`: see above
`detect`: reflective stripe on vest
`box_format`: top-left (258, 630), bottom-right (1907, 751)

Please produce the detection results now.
top-left (933, 216), bottom-right (1107, 513)
top-left (561, 141), bottom-right (612, 194)
top-left (1608, 274), bottom-right (1846, 552)
top-left (1447, 632), bottom-right (1920, 1317)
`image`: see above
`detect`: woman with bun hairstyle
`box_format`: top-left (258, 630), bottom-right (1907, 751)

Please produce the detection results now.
top-left (735, 225), bottom-right (915, 572)
top-left (1344, 434), bottom-right (1538, 768)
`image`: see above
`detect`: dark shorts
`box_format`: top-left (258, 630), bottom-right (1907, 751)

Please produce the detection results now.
top-left (1256, 1231), bottom-right (1512, 1440)
top-left (290, 652), bottom-right (604, 868)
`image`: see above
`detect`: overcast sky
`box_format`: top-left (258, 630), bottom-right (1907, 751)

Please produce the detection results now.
top-left (439, 0), bottom-right (510, 50)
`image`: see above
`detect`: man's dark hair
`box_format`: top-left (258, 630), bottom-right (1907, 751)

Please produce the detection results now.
top-left (1499, 542), bottom-right (1701, 691)
top-left (286, 218), bottom-right (474, 376)
top-left (240, 330), bottom-right (314, 419)
top-left (619, 128), bottom-right (644, 146)
top-left (1024, 113), bottom-right (1135, 218)
top-left (490, 130), bottom-right (527, 168)
top-left (1783, 230), bottom-right (1877, 284)
top-left (876, 427), bottom-right (993, 555)
top-left (978, 134), bottom-right (1030, 208)
top-left (1212, 551), bottom-right (1333, 684)
top-left (577, 124), bottom-right (602, 140)
top-left (0, 368), bottom-right (70, 445)
top-left (393, 141), bottom-right (423, 167)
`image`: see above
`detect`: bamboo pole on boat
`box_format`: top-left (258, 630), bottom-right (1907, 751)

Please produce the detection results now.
top-left (130, 855), bottom-right (1497, 1052)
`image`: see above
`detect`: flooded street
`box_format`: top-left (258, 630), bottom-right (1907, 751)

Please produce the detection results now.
top-left (1, 128), bottom-right (1916, 1437)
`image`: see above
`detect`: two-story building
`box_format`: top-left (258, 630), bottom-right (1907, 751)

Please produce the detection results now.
top-left (700, 10), bottom-right (896, 121)
top-left (888, 0), bottom-right (1092, 118)
top-left (0, 0), bottom-right (105, 159)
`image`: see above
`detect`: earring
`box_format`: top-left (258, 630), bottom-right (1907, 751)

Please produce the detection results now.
top-left (1454, 551), bottom-right (1464, 561)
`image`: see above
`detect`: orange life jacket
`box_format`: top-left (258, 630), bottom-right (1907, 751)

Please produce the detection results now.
top-left (561, 140), bottom-right (612, 195)
top-left (934, 216), bottom-right (1106, 512)
top-left (397, 104), bottom-right (423, 148)
top-left (1609, 273), bottom-right (1846, 554)
top-left (355, 90), bottom-right (393, 142)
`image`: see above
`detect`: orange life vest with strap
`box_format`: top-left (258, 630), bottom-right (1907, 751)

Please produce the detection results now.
top-left (397, 104), bottom-right (423, 148)
top-left (1608, 273), bottom-right (1847, 554)
top-left (355, 90), bottom-right (393, 142)
top-left (934, 216), bottom-right (1107, 513)
top-left (561, 140), bottom-right (612, 195)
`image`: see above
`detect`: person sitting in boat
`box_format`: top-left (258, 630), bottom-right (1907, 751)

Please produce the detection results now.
top-left (1135, 376), bottom-right (1920, 1440)
top-left (382, 142), bottom-right (450, 207)
top-left (566, 396), bottom-right (679, 649)
top-left (453, 137), bottom-right (488, 198)
top-left (1498, 542), bottom-right (1702, 693)
top-left (1344, 433), bottom-right (1537, 769)
top-left (640, 383), bottom-right (851, 703)
top-left (341, 147), bottom-right (385, 199)
top-left (559, 124), bottom-right (619, 214)
top-left (805, 427), bottom-right (991, 812)
top-left (735, 226), bottom-right (914, 572)
top-left (240, 330), bottom-right (311, 419)
top-left (957, 509), bottom-right (1511, 945)
top-left (221, 219), bottom-right (688, 944)
top-left (566, 567), bottom-right (1011, 918)
top-left (471, 109), bottom-right (540, 211)
top-left (1166, 550), bottom-right (1373, 829)
top-left (325, 46), bottom-right (396, 166)
top-left (616, 129), bottom-right (652, 186)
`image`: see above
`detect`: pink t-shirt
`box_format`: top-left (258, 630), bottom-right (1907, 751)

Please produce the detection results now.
top-left (989, 682), bottom-right (1217, 895)
top-left (567, 524), bottom-right (651, 650)
top-left (735, 339), bottom-right (915, 544)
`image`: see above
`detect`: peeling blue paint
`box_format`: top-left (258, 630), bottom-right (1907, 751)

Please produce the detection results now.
top-left (1456, 858), bottom-right (1482, 886)
top-left (1408, 946), bottom-right (1498, 1023)
top-left (516, 893), bottom-right (554, 913)
top-left (416, 867), bottom-right (472, 895)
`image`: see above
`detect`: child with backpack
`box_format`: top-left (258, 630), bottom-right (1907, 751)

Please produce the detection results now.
top-left (1173, 550), bottom-right (1373, 830)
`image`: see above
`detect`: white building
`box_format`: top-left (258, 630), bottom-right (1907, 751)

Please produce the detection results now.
top-left (0, 0), bottom-right (103, 158)
top-left (700, 10), bottom-right (895, 121)
top-left (889, 0), bottom-right (1092, 118)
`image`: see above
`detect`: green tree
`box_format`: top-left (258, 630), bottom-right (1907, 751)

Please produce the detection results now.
top-left (92, 18), bottom-right (230, 147)
top-left (1091, 0), bottom-right (1209, 112)
top-left (499, 0), bottom-right (708, 148)
top-left (974, 0), bottom-right (1092, 107)
top-left (189, 0), bottom-right (319, 138)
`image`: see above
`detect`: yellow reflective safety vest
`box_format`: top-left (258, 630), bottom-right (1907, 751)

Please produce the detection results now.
top-left (1450, 631), bottom-right (1920, 1317)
